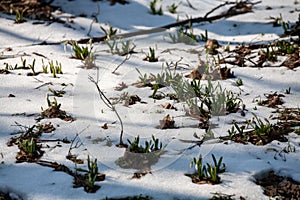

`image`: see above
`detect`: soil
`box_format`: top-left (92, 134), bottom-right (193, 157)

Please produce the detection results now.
top-left (185, 173), bottom-right (219, 185)
top-left (256, 171), bottom-right (300, 199)
top-left (116, 150), bottom-right (161, 171)
top-left (0, 0), bottom-right (57, 21)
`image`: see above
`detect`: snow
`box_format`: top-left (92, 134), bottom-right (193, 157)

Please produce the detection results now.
top-left (0, 0), bottom-right (300, 199)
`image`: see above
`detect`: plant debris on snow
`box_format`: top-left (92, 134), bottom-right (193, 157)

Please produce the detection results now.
top-left (0, 0), bottom-right (300, 199)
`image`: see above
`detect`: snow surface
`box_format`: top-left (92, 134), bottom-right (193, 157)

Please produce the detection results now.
top-left (0, 0), bottom-right (300, 199)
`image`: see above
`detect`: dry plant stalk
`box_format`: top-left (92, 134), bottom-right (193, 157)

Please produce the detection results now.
top-left (77, 0), bottom-right (260, 44)
top-left (89, 76), bottom-right (126, 147)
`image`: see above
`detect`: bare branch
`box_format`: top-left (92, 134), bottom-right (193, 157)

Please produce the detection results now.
top-left (77, 1), bottom-right (261, 44)
top-left (112, 54), bottom-right (131, 74)
top-left (87, 2), bottom-right (100, 37)
top-left (186, 0), bottom-right (197, 10)
top-left (89, 76), bottom-right (125, 147)
top-left (67, 126), bottom-right (89, 157)
top-left (204, 1), bottom-right (236, 19)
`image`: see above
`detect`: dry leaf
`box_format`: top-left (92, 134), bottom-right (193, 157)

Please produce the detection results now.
top-left (162, 103), bottom-right (177, 110)
top-left (159, 114), bottom-right (175, 129)
top-left (185, 67), bottom-right (202, 79)
top-left (205, 39), bottom-right (220, 55)
top-left (101, 123), bottom-right (108, 129)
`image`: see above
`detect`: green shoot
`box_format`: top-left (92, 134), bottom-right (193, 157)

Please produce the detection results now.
top-left (149, 0), bottom-right (163, 15)
top-left (42, 60), bottom-right (48, 73)
top-left (144, 47), bottom-right (158, 62)
top-left (15, 8), bottom-right (25, 23)
top-left (71, 40), bottom-right (93, 60)
top-left (190, 154), bottom-right (225, 184)
top-left (168, 2), bottom-right (181, 14)
top-left (28, 59), bottom-right (36, 75)
top-left (100, 24), bottom-right (118, 40)
top-left (75, 155), bottom-right (100, 192)
top-left (235, 78), bottom-right (243, 86)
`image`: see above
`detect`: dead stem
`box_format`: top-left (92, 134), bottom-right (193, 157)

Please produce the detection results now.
top-left (89, 76), bottom-right (125, 147)
top-left (77, 1), bottom-right (261, 44)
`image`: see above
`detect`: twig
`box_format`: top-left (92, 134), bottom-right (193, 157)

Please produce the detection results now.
top-left (35, 82), bottom-right (53, 89)
top-left (32, 77), bottom-right (44, 83)
top-left (77, 1), bottom-right (261, 44)
top-left (89, 76), bottom-right (125, 147)
top-left (11, 121), bottom-right (32, 135)
top-left (87, 2), bottom-right (100, 37)
top-left (38, 138), bottom-right (69, 143)
top-left (37, 159), bottom-right (105, 192)
top-left (204, 1), bottom-right (236, 18)
top-left (37, 160), bottom-right (75, 177)
top-left (32, 52), bottom-right (48, 59)
top-left (186, 0), bottom-right (197, 10)
top-left (67, 126), bottom-right (89, 157)
top-left (162, 0), bottom-right (260, 29)
top-left (0, 52), bottom-right (30, 59)
top-left (172, 57), bottom-right (183, 72)
top-left (179, 138), bottom-right (204, 150)
top-left (112, 54), bottom-right (131, 74)
top-left (245, 57), bottom-right (259, 67)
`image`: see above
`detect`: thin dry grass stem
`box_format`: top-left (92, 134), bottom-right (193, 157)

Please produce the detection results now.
top-left (89, 76), bottom-right (125, 147)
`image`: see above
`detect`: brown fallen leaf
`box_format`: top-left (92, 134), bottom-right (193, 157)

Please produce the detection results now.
top-left (161, 103), bottom-right (177, 110)
top-left (101, 123), bottom-right (108, 129)
top-left (159, 114), bottom-right (175, 129)
top-left (258, 92), bottom-right (285, 108)
top-left (187, 66), bottom-right (235, 81)
top-left (124, 95), bottom-right (141, 106)
top-left (39, 105), bottom-right (75, 122)
top-left (40, 122), bottom-right (55, 133)
top-left (282, 52), bottom-right (300, 69)
top-left (0, 69), bottom-right (10, 74)
top-left (185, 67), bottom-right (202, 79)
top-left (205, 39), bottom-right (220, 55)
top-left (218, 66), bottom-right (235, 80)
